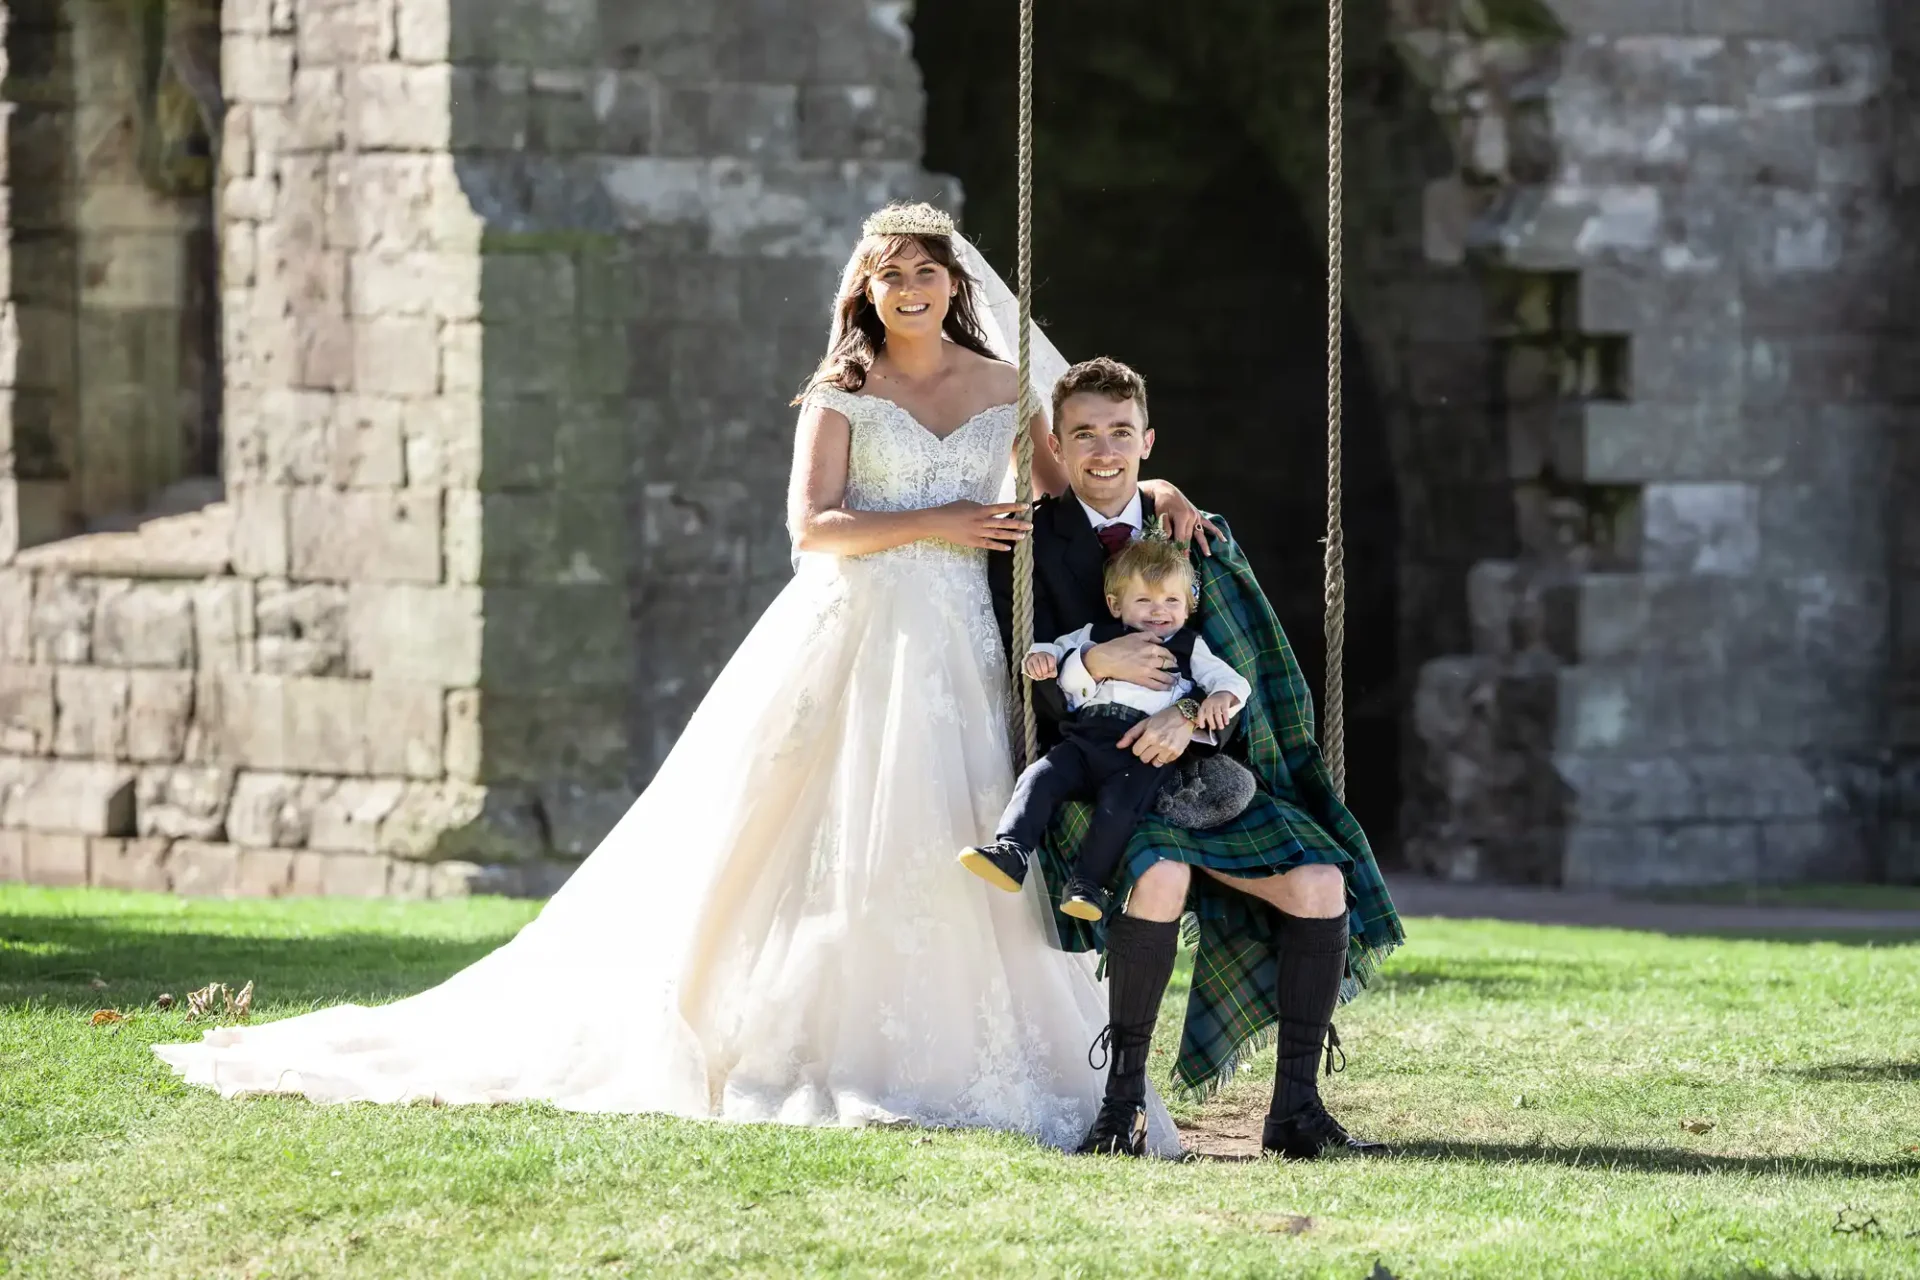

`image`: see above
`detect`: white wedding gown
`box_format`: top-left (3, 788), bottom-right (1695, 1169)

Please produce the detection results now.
top-left (154, 388), bottom-right (1181, 1156)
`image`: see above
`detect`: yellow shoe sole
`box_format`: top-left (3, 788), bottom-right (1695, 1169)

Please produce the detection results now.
top-left (958, 849), bottom-right (1023, 893)
top-left (1060, 897), bottom-right (1105, 922)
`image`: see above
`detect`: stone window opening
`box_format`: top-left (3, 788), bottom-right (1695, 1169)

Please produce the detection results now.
top-left (3, 0), bottom-right (224, 571)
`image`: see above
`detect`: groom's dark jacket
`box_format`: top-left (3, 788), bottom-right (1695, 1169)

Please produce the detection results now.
top-left (987, 489), bottom-right (1240, 754)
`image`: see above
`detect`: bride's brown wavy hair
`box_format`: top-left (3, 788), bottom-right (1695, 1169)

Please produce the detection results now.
top-left (794, 232), bottom-right (1002, 403)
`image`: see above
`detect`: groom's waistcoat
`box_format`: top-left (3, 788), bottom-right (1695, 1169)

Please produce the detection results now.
top-left (1083, 621), bottom-right (1199, 687)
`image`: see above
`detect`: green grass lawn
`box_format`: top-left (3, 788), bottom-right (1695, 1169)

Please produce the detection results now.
top-left (3, 885), bottom-right (1919, 1279)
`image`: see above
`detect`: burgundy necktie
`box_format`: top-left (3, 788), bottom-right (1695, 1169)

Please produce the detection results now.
top-left (1096, 523), bottom-right (1134, 559)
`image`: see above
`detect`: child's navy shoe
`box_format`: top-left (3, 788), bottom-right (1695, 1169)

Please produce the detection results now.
top-left (1059, 876), bottom-right (1109, 922)
top-left (958, 840), bottom-right (1029, 892)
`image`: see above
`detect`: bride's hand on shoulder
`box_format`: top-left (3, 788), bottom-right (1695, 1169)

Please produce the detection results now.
top-left (1139, 480), bottom-right (1223, 557)
top-left (931, 500), bottom-right (1032, 551)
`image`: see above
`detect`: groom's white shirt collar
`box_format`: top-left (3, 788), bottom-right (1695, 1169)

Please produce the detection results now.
top-left (1077, 489), bottom-right (1144, 535)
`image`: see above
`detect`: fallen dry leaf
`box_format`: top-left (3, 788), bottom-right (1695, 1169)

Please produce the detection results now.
top-left (156, 993), bottom-right (174, 1010)
top-left (90, 1009), bottom-right (126, 1026)
top-left (1680, 1118), bottom-right (1715, 1135)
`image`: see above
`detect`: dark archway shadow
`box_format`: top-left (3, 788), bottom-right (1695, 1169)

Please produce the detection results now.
top-left (914, 0), bottom-right (1446, 858)
top-left (0, 912), bottom-right (516, 1012)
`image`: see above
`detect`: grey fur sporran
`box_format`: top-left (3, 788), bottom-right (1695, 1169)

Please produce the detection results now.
top-left (1154, 752), bottom-right (1258, 830)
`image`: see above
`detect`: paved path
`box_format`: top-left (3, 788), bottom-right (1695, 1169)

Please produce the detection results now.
top-left (1388, 876), bottom-right (1920, 935)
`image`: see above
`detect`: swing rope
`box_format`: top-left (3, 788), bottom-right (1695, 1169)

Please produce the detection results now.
top-left (1010, 0), bottom-right (1040, 771)
top-left (1008, 0), bottom-right (1348, 797)
top-left (1322, 0), bottom-right (1348, 801)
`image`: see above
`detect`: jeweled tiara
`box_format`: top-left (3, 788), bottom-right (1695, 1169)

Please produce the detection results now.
top-left (862, 202), bottom-right (957, 239)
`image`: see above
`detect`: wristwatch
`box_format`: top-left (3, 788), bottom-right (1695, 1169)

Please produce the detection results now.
top-left (1176, 697), bottom-right (1202, 723)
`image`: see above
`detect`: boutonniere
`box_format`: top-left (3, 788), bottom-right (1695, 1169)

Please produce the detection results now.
top-left (1141, 513), bottom-right (1179, 547)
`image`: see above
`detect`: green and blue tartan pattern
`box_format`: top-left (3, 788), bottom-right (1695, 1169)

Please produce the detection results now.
top-left (1032, 516), bottom-right (1406, 1098)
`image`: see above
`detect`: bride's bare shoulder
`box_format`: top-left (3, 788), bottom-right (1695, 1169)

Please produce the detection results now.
top-left (949, 346), bottom-right (1018, 402)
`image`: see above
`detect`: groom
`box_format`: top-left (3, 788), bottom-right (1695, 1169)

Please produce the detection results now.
top-left (988, 357), bottom-right (1403, 1159)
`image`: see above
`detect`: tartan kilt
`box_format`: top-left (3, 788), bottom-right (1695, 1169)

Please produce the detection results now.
top-left (1027, 515), bottom-right (1405, 1099)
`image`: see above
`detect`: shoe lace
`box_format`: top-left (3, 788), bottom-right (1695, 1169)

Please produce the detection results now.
top-left (1323, 1023), bottom-right (1346, 1078)
top-left (1088, 1024), bottom-right (1114, 1071)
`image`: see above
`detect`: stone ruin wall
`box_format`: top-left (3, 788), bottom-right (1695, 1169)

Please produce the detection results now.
top-left (1, 0), bottom-right (1916, 895)
top-left (1396, 0), bottom-right (1919, 887)
top-left (0, 0), bottom-right (940, 896)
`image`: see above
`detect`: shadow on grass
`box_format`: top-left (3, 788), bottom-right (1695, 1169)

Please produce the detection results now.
top-left (1785, 1061), bottom-right (1920, 1083)
top-left (1390, 1138), bottom-right (1920, 1180)
top-left (0, 913), bottom-right (515, 1011)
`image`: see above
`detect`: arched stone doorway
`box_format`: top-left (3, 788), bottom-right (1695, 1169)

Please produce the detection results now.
top-left (913, 0), bottom-right (1416, 851)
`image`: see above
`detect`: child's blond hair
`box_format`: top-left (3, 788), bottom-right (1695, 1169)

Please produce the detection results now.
top-left (1102, 537), bottom-right (1194, 601)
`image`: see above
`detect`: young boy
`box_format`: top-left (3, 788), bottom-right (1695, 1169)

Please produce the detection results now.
top-left (960, 537), bottom-right (1252, 921)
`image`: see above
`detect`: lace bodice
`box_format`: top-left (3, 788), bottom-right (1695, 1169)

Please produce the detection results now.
top-left (807, 387), bottom-right (1018, 520)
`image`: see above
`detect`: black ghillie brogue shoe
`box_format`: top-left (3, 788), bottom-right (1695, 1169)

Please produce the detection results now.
top-left (1077, 1098), bottom-right (1150, 1156)
top-left (1260, 1100), bottom-right (1389, 1160)
top-left (957, 839), bottom-right (1029, 892)
top-left (1059, 875), bottom-right (1110, 921)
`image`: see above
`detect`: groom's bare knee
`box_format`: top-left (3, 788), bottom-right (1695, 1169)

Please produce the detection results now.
top-left (1123, 861), bottom-right (1191, 922)
top-left (1205, 863), bottom-right (1345, 918)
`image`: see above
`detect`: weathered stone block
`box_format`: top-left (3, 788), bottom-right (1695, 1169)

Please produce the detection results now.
top-left (396, 0), bottom-right (450, 61)
top-left (479, 585), bottom-right (631, 690)
top-left (127, 670), bottom-right (195, 763)
top-left (346, 583), bottom-right (482, 685)
top-left (137, 766), bottom-right (234, 840)
top-left (226, 35), bottom-right (295, 105)
top-left (170, 841), bottom-right (241, 895)
top-left (0, 571), bottom-right (31, 661)
top-left (54, 667), bottom-right (130, 759)
top-left (479, 490), bottom-right (629, 585)
top-left (0, 665), bottom-right (55, 755)
top-left (30, 576), bottom-right (96, 664)
top-left (0, 829), bottom-right (20, 881)
top-left (350, 252), bottom-right (480, 321)
top-left (479, 688), bottom-right (630, 784)
top-left (402, 397), bottom-right (481, 489)
top-left (288, 68), bottom-right (347, 150)
top-left (799, 83), bottom-right (916, 161)
top-left (310, 778), bottom-right (405, 853)
top-left (1553, 754), bottom-right (1697, 825)
top-left (351, 64), bottom-right (452, 152)
top-left (361, 682), bottom-right (444, 779)
top-left (23, 831), bottom-right (90, 886)
top-left (255, 581), bottom-right (349, 676)
top-left (91, 837), bottom-right (173, 892)
top-left (94, 582), bottom-right (197, 668)
top-left (296, 0), bottom-right (392, 64)
top-left (231, 486), bottom-right (291, 577)
top-left (444, 689), bottom-right (480, 781)
top-left (443, 488), bottom-right (482, 585)
top-left (228, 771), bottom-right (314, 848)
top-left (1641, 482), bottom-right (1760, 575)
top-left (235, 847), bottom-right (299, 896)
top-left (321, 852), bottom-right (395, 897)
top-left (289, 489), bottom-right (442, 583)
top-left (377, 782), bottom-right (547, 862)
top-left (354, 318), bottom-right (442, 395)
top-left (1562, 821), bottom-right (1761, 889)
top-left (289, 850), bottom-right (329, 895)
top-left (197, 673), bottom-right (371, 774)
top-left (193, 579), bottom-right (256, 672)
top-left (539, 782), bottom-right (635, 859)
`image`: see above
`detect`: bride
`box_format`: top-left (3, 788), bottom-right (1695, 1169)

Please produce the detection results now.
top-left (153, 203), bottom-right (1211, 1155)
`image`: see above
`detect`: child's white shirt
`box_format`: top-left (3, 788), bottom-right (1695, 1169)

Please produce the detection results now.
top-left (1030, 625), bottom-right (1252, 743)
